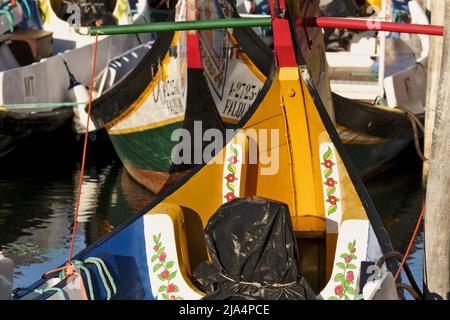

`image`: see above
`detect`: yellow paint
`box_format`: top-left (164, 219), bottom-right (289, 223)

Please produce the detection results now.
top-left (364, 0), bottom-right (382, 14)
top-left (113, 0), bottom-right (130, 21)
top-left (108, 115), bottom-right (184, 135)
top-left (141, 62), bottom-right (374, 293)
top-left (158, 67), bottom-right (370, 234)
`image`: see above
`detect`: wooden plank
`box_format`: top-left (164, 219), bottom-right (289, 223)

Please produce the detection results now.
top-left (424, 0), bottom-right (450, 300)
top-left (423, 0), bottom-right (445, 182)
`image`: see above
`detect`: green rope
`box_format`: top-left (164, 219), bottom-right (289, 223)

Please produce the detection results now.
top-left (18, 257), bottom-right (115, 300)
top-left (0, 8), bottom-right (14, 32)
top-left (85, 257), bottom-right (117, 298)
top-left (71, 260), bottom-right (95, 300)
top-left (90, 17), bottom-right (272, 36)
top-left (17, 0), bottom-right (31, 20)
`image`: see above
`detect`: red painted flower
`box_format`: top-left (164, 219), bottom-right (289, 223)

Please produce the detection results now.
top-left (346, 271), bottom-right (354, 281)
top-left (334, 285), bottom-right (343, 296)
top-left (226, 173), bottom-right (236, 183)
top-left (225, 192), bottom-right (236, 202)
top-left (167, 284), bottom-right (176, 293)
top-left (161, 270), bottom-right (169, 279)
top-left (159, 252), bottom-right (166, 262)
top-left (324, 159), bottom-right (334, 169)
top-left (326, 178), bottom-right (335, 187)
top-left (170, 296), bottom-right (176, 300)
top-left (153, 245), bottom-right (159, 251)
top-left (351, 247), bottom-right (356, 254)
top-left (344, 256), bottom-right (352, 264)
top-left (229, 156), bottom-right (238, 165)
top-left (328, 195), bottom-right (337, 205)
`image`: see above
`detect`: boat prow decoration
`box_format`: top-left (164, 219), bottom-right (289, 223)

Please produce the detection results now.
top-left (13, 0), bottom-right (400, 300)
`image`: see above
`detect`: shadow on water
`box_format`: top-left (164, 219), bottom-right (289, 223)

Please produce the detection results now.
top-left (0, 127), bottom-right (140, 287)
top-left (363, 143), bottom-right (425, 298)
top-left (0, 129), bottom-right (425, 297)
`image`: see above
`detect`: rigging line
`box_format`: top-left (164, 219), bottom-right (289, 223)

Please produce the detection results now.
top-left (394, 206), bottom-right (425, 281)
top-left (68, 33), bottom-right (99, 265)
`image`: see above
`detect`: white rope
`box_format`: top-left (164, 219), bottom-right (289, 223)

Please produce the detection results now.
top-left (218, 273), bottom-right (296, 288)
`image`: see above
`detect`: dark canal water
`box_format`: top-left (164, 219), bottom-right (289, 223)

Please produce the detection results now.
top-left (0, 132), bottom-right (424, 298)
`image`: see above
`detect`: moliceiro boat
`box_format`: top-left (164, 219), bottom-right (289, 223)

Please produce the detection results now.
top-left (90, 0), bottom-right (273, 194)
top-left (13, 0), bottom-right (407, 300)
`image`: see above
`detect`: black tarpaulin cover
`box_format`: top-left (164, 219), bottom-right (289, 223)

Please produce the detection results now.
top-left (193, 197), bottom-right (317, 300)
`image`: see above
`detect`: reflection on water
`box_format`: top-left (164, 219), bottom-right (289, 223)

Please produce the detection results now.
top-left (0, 135), bottom-right (424, 298)
top-left (364, 144), bottom-right (424, 299)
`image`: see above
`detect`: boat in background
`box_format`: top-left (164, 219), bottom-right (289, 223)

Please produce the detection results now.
top-left (90, 0), bottom-right (273, 194)
top-left (0, 0), bottom-right (153, 157)
top-left (11, 0), bottom-right (404, 301)
top-left (321, 0), bottom-right (427, 177)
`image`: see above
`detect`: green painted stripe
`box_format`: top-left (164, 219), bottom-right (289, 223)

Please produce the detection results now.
top-left (109, 121), bottom-right (183, 172)
top-left (90, 18), bottom-right (272, 35)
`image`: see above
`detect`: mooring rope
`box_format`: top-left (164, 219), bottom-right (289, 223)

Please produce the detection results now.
top-left (218, 273), bottom-right (297, 288)
top-left (394, 206), bottom-right (425, 281)
top-left (37, 33), bottom-right (100, 300)
top-left (398, 107), bottom-right (426, 161)
top-left (376, 250), bottom-right (423, 298)
top-left (376, 206), bottom-right (426, 300)
top-left (68, 32), bottom-right (99, 264)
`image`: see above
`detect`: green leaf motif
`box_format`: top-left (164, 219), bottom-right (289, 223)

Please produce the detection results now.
top-left (230, 145), bottom-right (239, 157)
top-left (346, 286), bottom-right (356, 296)
top-left (226, 182), bottom-right (235, 193)
top-left (156, 233), bottom-right (161, 242)
top-left (348, 240), bottom-right (356, 252)
top-left (324, 168), bottom-right (332, 178)
top-left (327, 296), bottom-right (339, 300)
top-left (153, 263), bottom-right (163, 272)
top-left (340, 253), bottom-right (349, 259)
top-left (168, 271), bottom-right (177, 281)
top-left (157, 274), bottom-right (166, 281)
top-left (156, 247), bottom-right (165, 255)
top-left (328, 204), bottom-right (337, 215)
top-left (173, 285), bottom-right (179, 293)
top-left (151, 255), bottom-right (158, 263)
top-left (334, 273), bottom-right (345, 282)
top-left (153, 234), bottom-right (158, 243)
top-left (346, 263), bottom-right (357, 270)
top-left (327, 187), bottom-right (336, 197)
top-left (165, 261), bottom-right (175, 269)
top-left (350, 254), bottom-right (357, 260)
top-left (343, 295), bottom-right (350, 300)
top-left (162, 293), bottom-right (169, 300)
top-left (336, 262), bottom-right (346, 270)
top-left (227, 164), bottom-right (236, 175)
top-left (322, 146), bottom-right (332, 161)
top-left (158, 285), bottom-right (167, 293)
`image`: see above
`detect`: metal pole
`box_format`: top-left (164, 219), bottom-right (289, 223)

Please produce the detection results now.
top-left (299, 17), bottom-right (444, 36)
top-left (89, 17), bottom-right (444, 36)
top-left (378, 0), bottom-right (387, 101)
top-left (90, 17), bottom-right (273, 35)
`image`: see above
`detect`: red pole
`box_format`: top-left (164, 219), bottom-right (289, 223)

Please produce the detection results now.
top-left (297, 17), bottom-right (444, 36)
